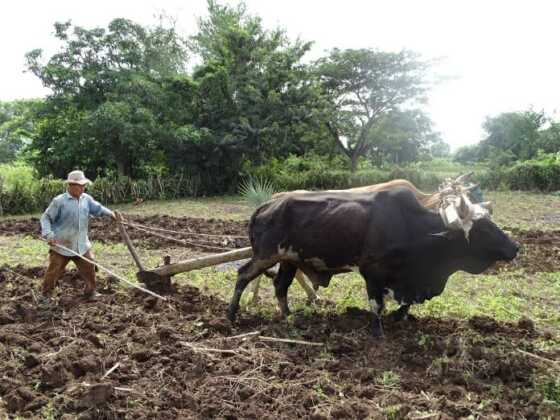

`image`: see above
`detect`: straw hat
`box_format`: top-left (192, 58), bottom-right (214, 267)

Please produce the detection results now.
top-left (65, 170), bottom-right (92, 186)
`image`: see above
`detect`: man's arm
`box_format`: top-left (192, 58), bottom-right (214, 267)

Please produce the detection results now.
top-left (40, 198), bottom-right (60, 242)
top-left (87, 196), bottom-right (116, 219)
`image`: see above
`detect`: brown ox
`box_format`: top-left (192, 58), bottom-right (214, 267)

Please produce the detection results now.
top-left (272, 179), bottom-right (442, 210)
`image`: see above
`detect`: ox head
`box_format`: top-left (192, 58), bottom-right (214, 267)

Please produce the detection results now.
top-left (435, 185), bottom-right (518, 274)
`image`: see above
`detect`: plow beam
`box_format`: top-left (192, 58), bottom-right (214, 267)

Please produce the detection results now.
top-left (136, 247), bottom-right (253, 286)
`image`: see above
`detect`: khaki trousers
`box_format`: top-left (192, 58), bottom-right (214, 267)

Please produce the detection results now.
top-left (43, 250), bottom-right (96, 296)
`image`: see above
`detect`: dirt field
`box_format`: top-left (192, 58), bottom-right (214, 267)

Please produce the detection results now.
top-left (1, 214), bottom-right (560, 419)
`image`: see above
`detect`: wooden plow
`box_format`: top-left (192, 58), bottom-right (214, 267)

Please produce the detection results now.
top-left (114, 212), bottom-right (253, 293)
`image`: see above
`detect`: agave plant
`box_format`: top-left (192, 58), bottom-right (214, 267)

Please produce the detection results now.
top-left (239, 177), bottom-right (275, 208)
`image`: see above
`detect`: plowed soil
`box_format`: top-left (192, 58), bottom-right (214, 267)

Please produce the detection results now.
top-left (0, 265), bottom-right (558, 419)
top-left (1, 216), bottom-right (560, 418)
top-left (0, 215), bottom-right (250, 251)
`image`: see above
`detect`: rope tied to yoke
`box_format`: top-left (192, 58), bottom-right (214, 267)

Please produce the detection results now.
top-left (121, 220), bottom-right (241, 252)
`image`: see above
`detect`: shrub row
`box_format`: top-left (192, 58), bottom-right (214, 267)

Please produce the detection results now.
top-left (0, 173), bottom-right (203, 216)
top-left (2, 161), bottom-right (558, 216)
top-left (477, 161), bottom-right (560, 192)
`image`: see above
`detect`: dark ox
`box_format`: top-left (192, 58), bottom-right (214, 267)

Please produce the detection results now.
top-left (226, 187), bottom-right (519, 337)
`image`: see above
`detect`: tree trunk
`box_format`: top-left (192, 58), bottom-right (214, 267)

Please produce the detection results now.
top-left (350, 153), bottom-right (359, 172)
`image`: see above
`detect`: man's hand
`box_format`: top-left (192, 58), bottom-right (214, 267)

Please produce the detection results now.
top-left (113, 210), bottom-right (125, 222)
top-left (47, 238), bottom-right (59, 246)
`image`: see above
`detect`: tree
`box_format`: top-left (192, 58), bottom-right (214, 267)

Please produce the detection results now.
top-left (0, 100), bottom-right (39, 163)
top-left (190, 0), bottom-right (322, 167)
top-left (25, 18), bottom-right (189, 178)
top-left (368, 109), bottom-right (443, 165)
top-left (454, 144), bottom-right (482, 163)
top-left (480, 110), bottom-right (546, 161)
top-left (429, 137), bottom-right (451, 158)
top-left (537, 120), bottom-right (560, 154)
top-left (315, 48), bottom-right (430, 171)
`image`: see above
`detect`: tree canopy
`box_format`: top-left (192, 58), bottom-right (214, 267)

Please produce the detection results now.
top-left (316, 48), bottom-right (431, 170)
top-left (15, 0), bottom-right (452, 191)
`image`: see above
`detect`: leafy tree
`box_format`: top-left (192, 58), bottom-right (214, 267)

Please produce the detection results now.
top-left (0, 100), bottom-right (39, 163)
top-left (25, 18), bottom-right (189, 178)
top-left (315, 48), bottom-right (430, 171)
top-left (189, 1), bottom-right (322, 168)
top-left (368, 109), bottom-right (443, 165)
top-left (538, 121), bottom-right (560, 154)
top-left (480, 110), bottom-right (546, 161)
top-left (454, 144), bottom-right (482, 163)
top-left (429, 136), bottom-right (451, 158)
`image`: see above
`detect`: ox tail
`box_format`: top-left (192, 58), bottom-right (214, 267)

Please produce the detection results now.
top-left (247, 201), bottom-right (273, 248)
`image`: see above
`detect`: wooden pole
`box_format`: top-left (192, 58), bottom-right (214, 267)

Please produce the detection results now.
top-left (115, 211), bottom-right (145, 271)
top-left (147, 247), bottom-right (253, 277)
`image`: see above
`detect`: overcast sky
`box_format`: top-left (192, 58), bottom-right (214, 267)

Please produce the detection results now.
top-left (1, 0), bottom-right (559, 149)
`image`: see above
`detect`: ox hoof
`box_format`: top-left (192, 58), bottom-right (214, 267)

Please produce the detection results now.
top-left (406, 313), bottom-right (418, 322)
top-left (371, 324), bottom-right (384, 339)
top-left (389, 310), bottom-right (407, 322)
top-left (226, 307), bottom-right (237, 323)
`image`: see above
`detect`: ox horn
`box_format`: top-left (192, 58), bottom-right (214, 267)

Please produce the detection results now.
top-left (454, 171), bottom-right (474, 184)
top-left (465, 183), bottom-right (479, 192)
top-left (479, 201), bottom-right (493, 214)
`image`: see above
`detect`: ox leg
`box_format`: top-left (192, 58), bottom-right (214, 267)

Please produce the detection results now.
top-left (251, 267), bottom-right (278, 305)
top-left (295, 270), bottom-right (318, 303)
top-left (227, 259), bottom-right (275, 322)
top-left (274, 262), bottom-right (297, 318)
top-left (365, 280), bottom-right (385, 338)
top-left (250, 276), bottom-right (262, 305)
top-left (389, 304), bottom-right (412, 322)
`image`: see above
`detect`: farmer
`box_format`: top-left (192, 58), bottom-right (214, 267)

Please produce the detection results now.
top-left (39, 170), bottom-right (116, 304)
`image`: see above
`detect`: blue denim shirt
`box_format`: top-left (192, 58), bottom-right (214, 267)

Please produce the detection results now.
top-left (40, 192), bottom-right (113, 256)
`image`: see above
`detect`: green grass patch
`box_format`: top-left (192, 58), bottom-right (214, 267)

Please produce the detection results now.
top-left (0, 162), bottom-right (36, 190)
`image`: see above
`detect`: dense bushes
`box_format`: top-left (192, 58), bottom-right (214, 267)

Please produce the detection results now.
top-left (478, 158), bottom-right (560, 191)
top-left (2, 156), bottom-right (559, 216)
top-left (0, 172), bottom-right (203, 216)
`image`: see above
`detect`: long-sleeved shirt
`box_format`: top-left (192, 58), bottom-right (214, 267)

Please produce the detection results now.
top-left (40, 192), bottom-right (113, 256)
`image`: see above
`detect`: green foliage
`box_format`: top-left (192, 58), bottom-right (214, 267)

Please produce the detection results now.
top-left (189, 0), bottom-right (321, 168)
top-left (246, 155), bottom-right (451, 192)
top-left (454, 144), bottom-right (482, 163)
top-left (0, 100), bottom-right (40, 163)
top-left (25, 18), bottom-right (190, 178)
top-left (477, 154), bottom-right (560, 191)
top-left (376, 370), bottom-right (401, 389)
top-left (481, 110), bottom-right (547, 161)
top-left (536, 375), bottom-right (560, 406)
top-left (239, 177), bottom-right (275, 208)
top-left (458, 109), bottom-right (560, 165)
top-left (0, 162), bottom-right (36, 190)
top-left (0, 171), bottom-right (202, 216)
top-left (315, 48), bottom-right (435, 170)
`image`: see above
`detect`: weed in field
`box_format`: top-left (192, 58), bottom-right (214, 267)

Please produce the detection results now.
top-left (376, 370), bottom-right (401, 389)
top-left (239, 176), bottom-right (275, 208)
top-left (536, 375), bottom-right (560, 406)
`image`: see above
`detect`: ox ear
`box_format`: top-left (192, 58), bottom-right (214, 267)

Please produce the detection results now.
top-left (430, 231), bottom-right (454, 240)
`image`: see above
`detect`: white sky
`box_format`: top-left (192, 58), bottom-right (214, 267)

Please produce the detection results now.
top-left (1, 0), bottom-right (559, 149)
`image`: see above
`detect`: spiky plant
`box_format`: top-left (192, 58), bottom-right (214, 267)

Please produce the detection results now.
top-left (239, 177), bottom-right (275, 208)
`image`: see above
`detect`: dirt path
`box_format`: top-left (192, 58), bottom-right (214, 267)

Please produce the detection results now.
top-left (0, 265), bottom-right (558, 419)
